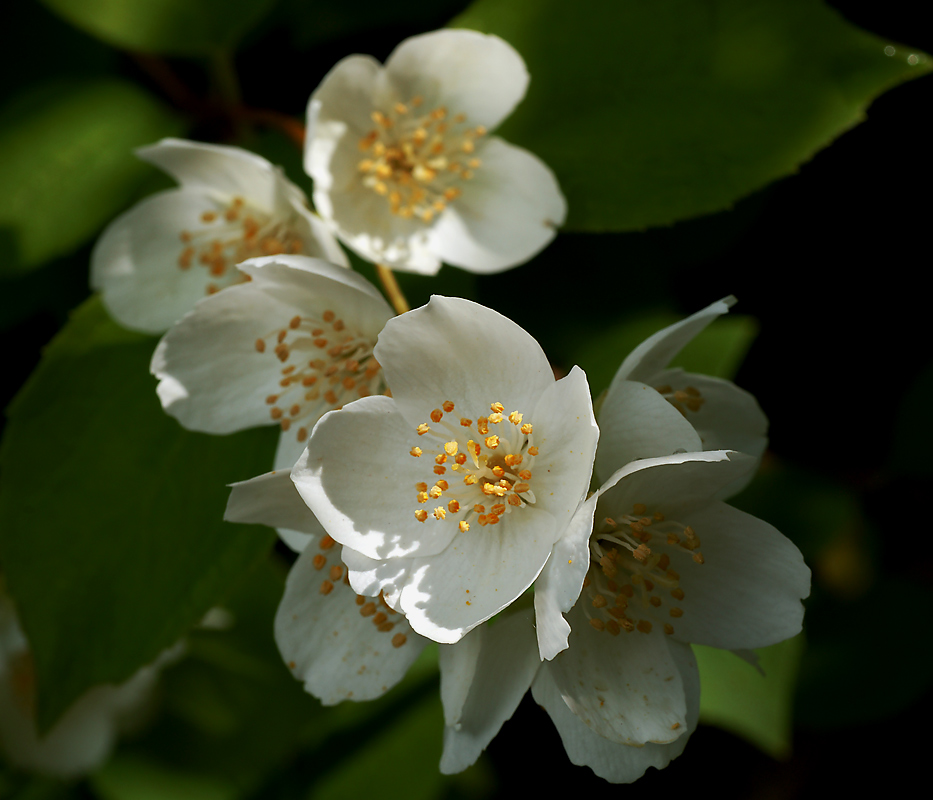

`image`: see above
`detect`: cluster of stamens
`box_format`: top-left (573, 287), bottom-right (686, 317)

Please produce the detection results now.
top-left (582, 503), bottom-right (706, 637)
top-left (656, 384), bottom-right (705, 416)
top-left (357, 97), bottom-right (487, 222)
top-left (178, 196), bottom-right (304, 295)
top-left (254, 309), bottom-right (385, 445)
top-left (409, 400), bottom-right (539, 531)
top-left (309, 533), bottom-right (408, 649)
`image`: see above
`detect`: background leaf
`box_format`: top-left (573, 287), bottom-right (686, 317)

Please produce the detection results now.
top-left (0, 79), bottom-right (181, 277)
top-left (39, 0), bottom-right (277, 56)
top-left (452, 0), bottom-right (930, 231)
top-left (695, 636), bottom-right (804, 758)
top-left (0, 297), bottom-right (277, 731)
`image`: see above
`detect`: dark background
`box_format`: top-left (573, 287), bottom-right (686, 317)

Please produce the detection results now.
top-left (2, 1), bottom-right (930, 797)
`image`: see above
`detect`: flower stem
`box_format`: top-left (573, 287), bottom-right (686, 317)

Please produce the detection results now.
top-left (376, 264), bottom-right (410, 315)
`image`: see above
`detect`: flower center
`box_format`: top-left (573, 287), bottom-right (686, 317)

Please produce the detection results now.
top-left (655, 384), bottom-right (705, 416)
top-left (357, 97), bottom-right (487, 222)
top-left (307, 534), bottom-right (409, 649)
top-left (178, 196), bottom-right (304, 295)
top-left (582, 503), bottom-right (706, 637)
top-left (254, 310), bottom-right (386, 445)
top-left (408, 401), bottom-right (539, 531)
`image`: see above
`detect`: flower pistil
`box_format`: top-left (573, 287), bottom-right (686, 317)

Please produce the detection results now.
top-left (358, 98), bottom-right (487, 222)
top-left (255, 309), bottom-right (386, 445)
top-left (584, 504), bottom-right (706, 637)
top-left (409, 401), bottom-right (540, 530)
top-left (178, 196), bottom-right (305, 295)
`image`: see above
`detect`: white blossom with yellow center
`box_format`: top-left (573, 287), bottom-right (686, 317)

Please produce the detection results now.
top-left (92, 138), bottom-right (347, 334)
top-left (291, 296), bottom-right (599, 644)
top-left (224, 471), bottom-right (428, 703)
top-left (151, 256), bottom-right (393, 486)
top-left (437, 451), bottom-right (809, 783)
top-left (596, 296), bottom-right (768, 489)
top-left (305, 28), bottom-right (566, 275)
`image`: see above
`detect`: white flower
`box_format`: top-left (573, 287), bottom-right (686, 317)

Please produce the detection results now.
top-left (305, 28), bottom-right (566, 275)
top-left (225, 470), bottom-right (428, 704)
top-left (291, 296), bottom-right (599, 644)
top-left (0, 584), bottom-right (179, 778)
top-left (596, 296), bottom-right (768, 484)
top-left (151, 255), bottom-right (393, 481)
top-left (439, 450), bottom-right (810, 783)
top-left (92, 138), bottom-right (348, 334)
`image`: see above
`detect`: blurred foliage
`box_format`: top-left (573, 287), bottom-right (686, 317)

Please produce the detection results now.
top-left (0, 298), bottom-right (277, 731)
top-left (38, 0), bottom-right (278, 56)
top-left (695, 636), bottom-right (804, 759)
top-left (454, 0), bottom-right (930, 231)
top-left (0, 80), bottom-right (181, 276)
top-left (0, 0), bottom-right (930, 797)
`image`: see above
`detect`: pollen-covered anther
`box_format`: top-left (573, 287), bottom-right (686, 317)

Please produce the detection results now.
top-left (520, 423), bottom-right (533, 435)
top-left (508, 411), bottom-right (523, 425)
top-left (410, 447), bottom-right (422, 457)
top-left (485, 435), bottom-right (500, 449)
top-left (633, 544), bottom-right (652, 564)
top-left (459, 520), bottom-right (469, 532)
top-left (414, 509), bottom-right (428, 522)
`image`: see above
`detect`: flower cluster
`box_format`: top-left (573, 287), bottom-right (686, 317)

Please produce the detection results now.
top-left (57, 25), bottom-right (810, 786)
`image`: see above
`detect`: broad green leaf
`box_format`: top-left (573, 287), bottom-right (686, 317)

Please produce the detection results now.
top-left (2, 2), bottom-right (117, 105)
top-left (453, 0), bottom-right (931, 231)
top-left (39, 0), bottom-right (277, 56)
top-left (566, 309), bottom-right (758, 398)
top-left (0, 79), bottom-right (181, 277)
top-left (695, 635), bottom-right (804, 759)
top-left (0, 297), bottom-right (277, 731)
top-left (93, 757), bottom-right (237, 800)
top-left (277, 0), bottom-right (469, 50)
top-left (308, 692), bottom-right (447, 800)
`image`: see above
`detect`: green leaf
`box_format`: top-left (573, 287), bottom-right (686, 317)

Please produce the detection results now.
top-left (565, 309), bottom-right (758, 398)
top-left (277, 0), bottom-right (469, 50)
top-left (39, 0), bottom-right (277, 56)
top-left (0, 79), bottom-right (182, 277)
top-left (452, 0), bottom-right (931, 231)
top-left (0, 296), bottom-right (277, 732)
top-left (307, 692), bottom-right (447, 800)
top-left (695, 635), bottom-right (804, 759)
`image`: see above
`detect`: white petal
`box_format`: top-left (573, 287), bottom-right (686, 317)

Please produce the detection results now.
top-left (438, 607), bottom-right (540, 774)
top-left (305, 55), bottom-right (383, 186)
top-left (151, 256), bottom-right (391, 435)
top-left (528, 366), bottom-right (599, 542)
top-left (666, 501), bottom-right (810, 650)
top-left (138, 138), bottom-right (289, 216)
top-left (224, 468), bottom-right (324, 553)
top-left (427, 137), bottom-right (565, 273)
top-left (612, 296), bottom-right (737, 385)
top-left (534, 492), bottom-right (598, 660)
top-left (275, 543), bottom-right (426, 705)
top-left (383, 30), bottom-right (529, 131)
top-left (313, 149), bottom-right (441, 274)
top-left (91, 188), bottom-right (228, 333)
top-left (340, 547), bottom-right (410, 610)
top-left (531, 641), bottom-right (699, 783)
top-left (292, 395), bottom-right (461, 560)
top-left (397, 505), bottom-right (558, 643)
top-left (374, 295), bottom-right (554, 426)
top-left (542, 601), bottom-right (687, 745)
top-left (595, 380), bottom-right (702, 483)
top-left (289, 203), bottom-right (351, 267)
top-left (651, 368), bottom-right (768, 458)
top-left (594, 450), bottom-right (755, 522)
